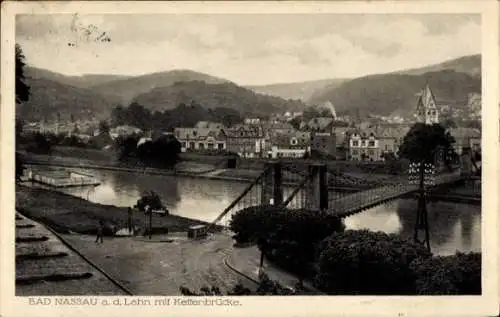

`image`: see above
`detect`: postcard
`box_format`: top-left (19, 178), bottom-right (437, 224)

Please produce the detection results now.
top-left (1, 1), bottom-right (499, 316)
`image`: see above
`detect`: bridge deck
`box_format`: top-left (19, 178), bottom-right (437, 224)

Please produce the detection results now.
top-left (326, 171), bottom-right (464, 218)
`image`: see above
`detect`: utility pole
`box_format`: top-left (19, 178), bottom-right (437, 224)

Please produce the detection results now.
top-left (412, 160), bottom-right (431, 253)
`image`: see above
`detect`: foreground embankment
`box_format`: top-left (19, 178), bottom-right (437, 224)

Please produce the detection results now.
top-left (16, 185), bottom-right (214, 235)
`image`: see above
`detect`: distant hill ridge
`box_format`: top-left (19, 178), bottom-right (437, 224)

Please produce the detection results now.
top-left (245, 54), bottom-right (480, 103)
top-left (132, 80), bottom-right (306, 116)
top-left (24, 67), bottom-right (132, 89)
top-left (308, 69), bottom-right (480, 118)
top-left (246, 78), bottom-right (349, 102)
top-left (392, 54), bottom-right (481, 77)
top-left (18, 75), bottom-right (116, 121)
top-left (19, 53), bottom-right (480, 122)
top-left (88, 69), bottom-right (231, 104)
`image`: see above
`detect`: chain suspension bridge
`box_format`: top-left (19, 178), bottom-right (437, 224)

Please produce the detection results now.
top-left (208, 154), bottom-right (478, 231)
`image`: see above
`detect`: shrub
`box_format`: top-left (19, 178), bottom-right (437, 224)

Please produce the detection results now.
top-left (265, 209), bottom-right (345, 277)
top-left (410, 252), bottom-right (481, 295)
top-left (229, 205), bottom-right (279, 244)
top-left (315, 230), bottom-right (431, 295)
top-left (230, 206), bottom-right (345, 278)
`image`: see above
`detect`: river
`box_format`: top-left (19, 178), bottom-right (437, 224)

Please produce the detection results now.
top-left (39, 168), bottom-right (481, 256)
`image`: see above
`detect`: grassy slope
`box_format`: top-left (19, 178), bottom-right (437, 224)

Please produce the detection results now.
top-left (16, 185), bottom-right (208, 235)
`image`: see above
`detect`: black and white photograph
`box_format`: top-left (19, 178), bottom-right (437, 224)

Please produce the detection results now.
top-left (2, 1), bottom-right (499, 316)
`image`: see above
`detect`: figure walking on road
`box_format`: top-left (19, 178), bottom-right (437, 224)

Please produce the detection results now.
top-left (95, 220), bottom-right (104, 244)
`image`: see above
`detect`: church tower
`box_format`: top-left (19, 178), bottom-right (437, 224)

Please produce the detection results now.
top-left (415, 84), bottom-right (439, 125)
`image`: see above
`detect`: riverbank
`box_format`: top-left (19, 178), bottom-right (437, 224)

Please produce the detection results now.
top-left (20, 146), bottom-right (398, 190)
top-left (23, 156), bottom-right (383, 192)
top-left (16, 185), bottom-right (215, 235)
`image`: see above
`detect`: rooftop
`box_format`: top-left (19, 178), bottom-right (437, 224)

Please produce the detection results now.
top-left (271, 131), bottom-right (311, 149)
top-left (225, 124), bottom-right (264, 138)
top-left (174, 127), bottom-right (226, 140)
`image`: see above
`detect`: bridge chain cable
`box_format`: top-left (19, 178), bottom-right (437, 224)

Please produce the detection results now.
top-left (207, 165), bottom-right (271, 231)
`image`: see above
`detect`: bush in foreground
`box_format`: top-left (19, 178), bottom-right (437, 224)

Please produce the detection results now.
top-left (230, 206), bottom-right (345, 278)
top-left (410, 252), bottom-right (481, 295)
top-left (229, 205), bottom-right (278, 244)
top-left (315, 230), bottom-right (432, 295)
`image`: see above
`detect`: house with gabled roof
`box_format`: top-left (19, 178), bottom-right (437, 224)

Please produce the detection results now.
top-left (267, 131), bottom-right (311, 159)
top-left (262, 121), bottom-right (295, 138)
top-left (372, 124), bottom-right (411, 158)
top-left (174, 127), bottom-right (227, 152)
top-left (225, 124), bottom-right (266, 158)
top-left (348, 128), bottom-right (380, 161)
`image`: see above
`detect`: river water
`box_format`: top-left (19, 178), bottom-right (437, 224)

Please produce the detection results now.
top-left (46, 168), bottom-right (480, 256)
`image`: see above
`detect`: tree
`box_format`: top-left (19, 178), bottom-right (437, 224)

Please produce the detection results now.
top-left (99, 120), bottom-right (110, 134)
top-left (210, 107), bottom-right (242, 127)
top-left (26, 132), bottom-right (52, 154)
top-left (135, 190), bottom-right (166, 213)
top-left (398, 123), bottom-right (455, 164)
top-left (15, 44), bottom-right (30, 104)
top-left (116, 134), bottom-right (141, 161)
top-left (15, 118), bottom-right (24, 136)
top-left (111, 105), bottom-right (126, 127)
top-left (289, 116), bottom-right (302, 130)
top-left (150, 135), bottom-right (181, 167)
top-left (15, 152), bottom-right (25, 182)
top-left (128, 102), bottom-right (152, 130)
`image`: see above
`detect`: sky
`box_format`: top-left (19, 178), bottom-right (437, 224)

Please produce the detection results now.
top-left (16, 14), bottom-right (481, 86)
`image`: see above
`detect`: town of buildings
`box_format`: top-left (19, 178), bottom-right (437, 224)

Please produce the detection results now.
top-left (22, 85), bottom-right (481, 161)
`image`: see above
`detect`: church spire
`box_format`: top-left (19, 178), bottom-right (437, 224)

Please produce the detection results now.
top-left (416, 84), bottom-right (439, 125)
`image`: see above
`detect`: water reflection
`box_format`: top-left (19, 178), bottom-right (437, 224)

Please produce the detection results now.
top-left (344, 201), bottom-right (403, 233)
top-left (54, 168), bottom-right (480, 256)
top-left (346, 198), bottom-right (481, 256)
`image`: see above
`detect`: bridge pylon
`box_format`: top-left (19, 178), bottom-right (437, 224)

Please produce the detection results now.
top-left (261, 161), bottom-right (283, 206)
top-left (305, 163), bottom-right (328, 211)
